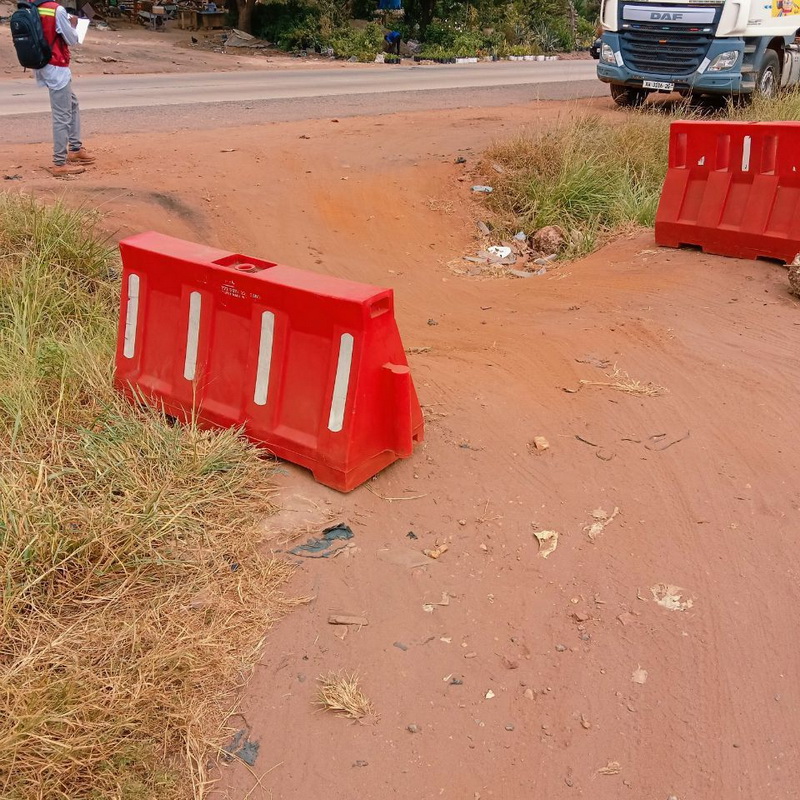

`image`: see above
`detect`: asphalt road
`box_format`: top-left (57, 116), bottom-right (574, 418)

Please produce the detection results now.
top-left (0, 59), bottom-right (606, 140)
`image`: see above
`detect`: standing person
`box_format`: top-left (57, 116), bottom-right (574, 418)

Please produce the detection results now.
top-left (34, 2), bottom-right (95, 177)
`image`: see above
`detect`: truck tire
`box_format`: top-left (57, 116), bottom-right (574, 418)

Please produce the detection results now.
top-left (610, 84), bottom-right (649, 107)
top-left (756, 50), bottom-right (780, 98)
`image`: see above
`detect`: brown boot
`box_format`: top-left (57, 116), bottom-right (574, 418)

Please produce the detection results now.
top-left (49, 164), bottom-right (86, 177)
top-left (68, 149), bottom-right (96, 165)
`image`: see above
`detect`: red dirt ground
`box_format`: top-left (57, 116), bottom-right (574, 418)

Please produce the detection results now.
top-left (2, 100), bottom-right (799, 800)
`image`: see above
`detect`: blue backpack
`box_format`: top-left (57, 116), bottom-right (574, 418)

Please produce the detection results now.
top-left (10, 0), bottom-right (53, 70)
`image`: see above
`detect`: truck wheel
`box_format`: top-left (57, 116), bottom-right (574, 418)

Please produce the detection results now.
top-left (756, 50), bottom-right (780, 98)
top-left (610, 84), bottom-right (649, 107)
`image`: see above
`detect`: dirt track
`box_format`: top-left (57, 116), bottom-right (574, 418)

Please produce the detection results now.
top-left (2, 100), bottom-right (800, 799)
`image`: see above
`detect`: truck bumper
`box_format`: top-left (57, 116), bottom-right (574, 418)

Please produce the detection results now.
top-left (596, 34), bottom-right (747, 95)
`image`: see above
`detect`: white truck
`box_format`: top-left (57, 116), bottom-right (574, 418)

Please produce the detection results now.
top-left (597, 0), bottom-right (800, 104)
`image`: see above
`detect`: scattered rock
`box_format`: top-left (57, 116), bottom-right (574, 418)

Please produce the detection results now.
top-left (450, 676), bottom-right (464, 685)
top-left (790, 260), bottom-right (800, 297)
top-left (597, 760), bottom-right (622, 776)
top-left (407, 723), bottom-right (420, 733)
top-left (464, 651), bottom-right (477, 659)
top-left (523, 688), bottom-right (535, 700)
top-left (476, 220), bottom-right (491, 235)
top-left (485, 690), bottom-right (496, 699)
top-left (580, 714), bottom-right (591, 729)
top-left (572, 611), bottom-right (589, 623)
top-left (455, 156), bottom-right (467, 164)
top-left (505, 723), bottom-right (515, 731)
top-left (100, 56), bottom-right (118, 62)
top-left (555, 644), bottom-right (567, 652)
top-left (427, 318), bottom-right (439, 326)
top-left (353, 760), bottom-right (369, 767)
top-left (531, 435), bottom-right (550, 452)
top-left (501, 655), bottom-right (519, 670)
top-left (393, 641), bottom-right (409, 651)
top-left (532, 225), bottom-right (566, 256)
top-left (423, 544), bottom-right (448, 560)
top-left (471, 185), bottom-right (493, 193)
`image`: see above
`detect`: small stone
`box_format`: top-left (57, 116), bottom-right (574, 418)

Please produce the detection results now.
top-left (297, 673), bottom-right (306, 683)
top-left (555, 644), bottom-right (567, 652)
top-left (523, 688), bottom-right (535, 700)
top-left (579, 633), bottom-right (591, 641)
top-left (407, 724), bottom-right (420, 733)
top-left (532, 225), bottom-right (566, 256)
top-left (501, 655), bottom-right (519, 670)
top-left (572, 611), bottom-right (589, 623)
top-left (458, 519), bottom-right (467, 526)
top-left (353, 760), bottom-right (369, 767)
top-left (427, 318), bottom-right (439, 326)
top-left (565, 777), bottom-right (574, 787)
top-left (580, 713), bottom-right (591, 729)
top-left (733, 743), bottom-right (740, 748)
top-left (393, 641), bottom-right (409, 651)
top-left (464, 651), bottom-right (477, 659)
top-left (505, 724), bottom-right (515, 731)
top-left (450, 677), bottom-right (463, 686)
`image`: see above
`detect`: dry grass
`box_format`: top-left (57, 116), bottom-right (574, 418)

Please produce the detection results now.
top-left (0, 195), bottom-right (295, 799)
top-left (479, 91), bottom-right (800, 259)
top-left (579, 366), bottom-right (666, 397)
top-left (315, 671), bottom-right (375, 720)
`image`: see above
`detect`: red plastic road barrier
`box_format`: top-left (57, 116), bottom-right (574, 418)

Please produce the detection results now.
top-left (656, 120), bottom-right (800, 264)
top-left (114, 232), bottom-right (424, 492)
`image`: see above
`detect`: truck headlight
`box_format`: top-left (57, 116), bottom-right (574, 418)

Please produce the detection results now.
top-left (707, 51), bottom-right (739, 71)
top-left (600, 43), bottom-right (616, 64)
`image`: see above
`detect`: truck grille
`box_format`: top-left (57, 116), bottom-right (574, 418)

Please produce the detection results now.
top-left (621, 26), bottom-right (714, 75)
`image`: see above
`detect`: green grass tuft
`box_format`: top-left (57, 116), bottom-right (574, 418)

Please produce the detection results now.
top-left (0, 195), bottom-right (293, 800)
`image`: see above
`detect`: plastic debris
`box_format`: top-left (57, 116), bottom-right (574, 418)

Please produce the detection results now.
top-left (223, 729), bottom-right (260, 767)
top-left (651, 584), bottom-right (694, 611)
top-left (532, 528), bottom-right (559, 558)
top-left (289, 523), bottom-right (354, 558)
top-left (471, 185), bottom-right (494, 193)
top-left (631, 666), bottom-right (648, 685)
top-left (487, 245), bottom-right (513, 259)
top-left (584, 507), bottom-right (620, 541)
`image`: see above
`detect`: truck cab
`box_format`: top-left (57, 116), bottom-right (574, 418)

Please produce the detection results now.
top-left (597, 0), bottom-right (800, 105)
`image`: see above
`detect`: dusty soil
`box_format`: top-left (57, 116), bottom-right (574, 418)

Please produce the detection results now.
top-left (2, 100), bottom-right (800, 800)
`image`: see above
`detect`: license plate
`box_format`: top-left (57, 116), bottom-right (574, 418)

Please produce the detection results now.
top-left (643, 80), bottom-right (674, 91)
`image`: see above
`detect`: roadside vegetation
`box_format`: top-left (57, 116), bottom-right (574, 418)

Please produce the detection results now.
top-left (481, 92), bottom-right (800, 257)
top-left (249, 0), bottom-right (598, 61)
top-left (0, 196), bottom-right (293, 799)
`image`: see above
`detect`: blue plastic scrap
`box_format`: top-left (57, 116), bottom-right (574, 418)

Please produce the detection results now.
top-left (288, 523), bottom-right (354, 558)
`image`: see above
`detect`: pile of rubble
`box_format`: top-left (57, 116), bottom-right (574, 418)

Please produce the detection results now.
top-left (461, 223), bottom-right (571, 278)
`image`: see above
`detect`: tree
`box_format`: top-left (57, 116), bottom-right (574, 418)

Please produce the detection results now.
top-left (236, 0), bottom-right (258, 32)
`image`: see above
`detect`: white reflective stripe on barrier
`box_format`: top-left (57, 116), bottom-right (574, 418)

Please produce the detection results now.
top-left (742, 135), bottom-right (751, 172)
top-left (123, 273), bottom-right (140, 359)
top-left (328, 333), bottom-right (354, 433)
top-left (253, 310), bottom-right (275, 406)
top-left (183, 291), bottom-right (202, 381)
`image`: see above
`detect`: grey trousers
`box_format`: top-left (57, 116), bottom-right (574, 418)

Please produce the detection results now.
top-left (48, 81), bottom-right (82, 166)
